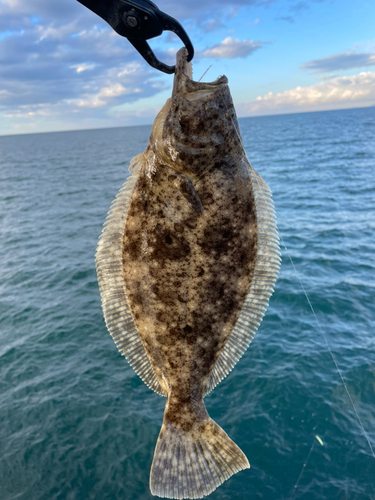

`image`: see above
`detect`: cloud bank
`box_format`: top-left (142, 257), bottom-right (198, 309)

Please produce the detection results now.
top-left (239, 72), bottom-right (375, 116)
top-left (302, 52), bottom-right (375, 73)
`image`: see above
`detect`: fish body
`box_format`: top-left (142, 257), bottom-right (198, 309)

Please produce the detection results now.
top-left (96, 48), bottom-right (280, 498)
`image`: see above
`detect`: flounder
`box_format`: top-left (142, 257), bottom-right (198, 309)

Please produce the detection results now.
top-left (96, 48), bottom-right (280, 499)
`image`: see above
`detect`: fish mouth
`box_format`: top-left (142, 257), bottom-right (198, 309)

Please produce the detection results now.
top-left (172, 48), bottom-right (228, 101)
top-left (151, 48), bottom-right (235, 174)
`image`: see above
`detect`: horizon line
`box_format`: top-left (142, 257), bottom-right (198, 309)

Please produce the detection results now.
top-left (1, 104), bottom-right (373, 139)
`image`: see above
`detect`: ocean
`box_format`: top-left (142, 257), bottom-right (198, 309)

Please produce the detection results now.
top-left (0, 106), bottom-right (374, 500)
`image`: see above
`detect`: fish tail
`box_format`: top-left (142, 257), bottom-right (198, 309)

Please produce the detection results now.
top-left (150, 416), bottom-right (249, 499)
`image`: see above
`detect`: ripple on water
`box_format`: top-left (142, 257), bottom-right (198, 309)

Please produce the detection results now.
top-left (0, 111), bottom-right (375, 499)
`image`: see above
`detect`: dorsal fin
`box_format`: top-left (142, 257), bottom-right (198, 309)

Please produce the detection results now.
top-left (95, 153), bottom-right (165, 396)
top-left (204, 158), bottom-right (281, 396)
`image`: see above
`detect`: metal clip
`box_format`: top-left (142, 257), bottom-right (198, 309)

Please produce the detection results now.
top-left (77, 0), bottom-right (194, 74)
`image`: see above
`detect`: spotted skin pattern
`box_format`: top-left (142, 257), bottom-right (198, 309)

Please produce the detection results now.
top-left (123, 154), bottom-right (257, 422)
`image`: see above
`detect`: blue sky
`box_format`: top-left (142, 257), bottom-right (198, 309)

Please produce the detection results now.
top-left (0, 0), bottom-right (374, 135)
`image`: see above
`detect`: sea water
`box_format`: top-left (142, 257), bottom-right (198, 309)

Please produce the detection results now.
top-left (0, 107), bottom-right (374, 500)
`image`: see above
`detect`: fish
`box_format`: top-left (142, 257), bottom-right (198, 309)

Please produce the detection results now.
top-left (95, 47), bottom-right (280, 499)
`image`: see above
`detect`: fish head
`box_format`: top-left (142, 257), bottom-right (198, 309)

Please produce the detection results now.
top-left (150, 48), bottom-right (243, 177)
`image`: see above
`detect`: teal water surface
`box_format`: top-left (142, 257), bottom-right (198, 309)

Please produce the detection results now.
top-left (0, 107), bottom-right (374, 500)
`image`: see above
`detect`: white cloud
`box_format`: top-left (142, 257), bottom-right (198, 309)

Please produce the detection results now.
top-left (4, 103), bottom-right (52, 118)
top-left (202, 37), bottom-right (266, 59)
top-left (37, 21), bottom-right (79, 41)
top-left (70, 63), bottom-right (96, 73)
top-left (239, 72), bottom-right (375, 116)
top-left (76, 83), bottom-right (141, 108)
top-left (117, 62), bottom-right (142, 77)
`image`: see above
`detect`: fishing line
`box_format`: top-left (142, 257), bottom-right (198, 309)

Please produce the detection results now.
top-left (279, 234), bottom-right (375, 460)
top-left (230, 116), bottom-right (375, 461)
top-left (290, 434), bottom-right (324, 500)
top-left (198, 65), bottom-right (212, 82)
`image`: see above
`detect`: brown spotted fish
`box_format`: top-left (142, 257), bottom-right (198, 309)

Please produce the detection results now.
top-left (95, 48), bottom-right (280, 499)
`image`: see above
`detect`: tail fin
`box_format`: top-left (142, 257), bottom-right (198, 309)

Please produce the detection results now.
top-left (150, 418), bottom-right (249, 499)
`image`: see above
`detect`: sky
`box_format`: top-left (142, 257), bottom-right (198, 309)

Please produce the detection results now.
top-left (0, 0), bottom-right (374, 136)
